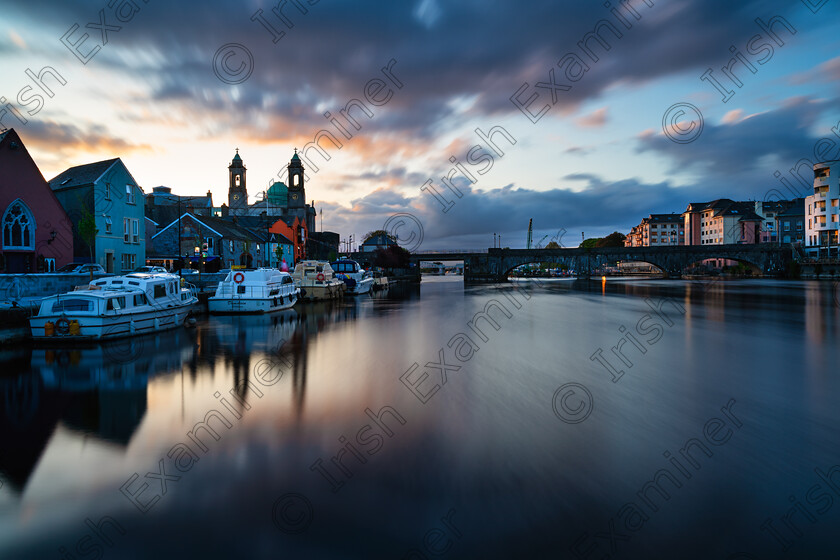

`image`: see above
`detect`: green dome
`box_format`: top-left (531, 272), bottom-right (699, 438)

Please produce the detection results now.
top-left (267, 181), bottom-right (288, 205)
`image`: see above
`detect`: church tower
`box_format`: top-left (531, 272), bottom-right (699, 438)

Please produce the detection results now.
top-left (228, 149), bottom-right (247, 215)
top-left (287, 149), bottom-right (305, 210)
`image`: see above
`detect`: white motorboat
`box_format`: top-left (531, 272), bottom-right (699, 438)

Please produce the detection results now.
top-left (30, 273), bottom-right (198, 340)
top-left (291, 260), bottom-right (345, 301)
top-left (331, 258), bottom-right (374, 295)
top-left (208, 268), bottom-right (299, 314)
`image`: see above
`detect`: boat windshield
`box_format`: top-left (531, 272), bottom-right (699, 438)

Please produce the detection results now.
top-left (51, 298), bottom-right (94, 312)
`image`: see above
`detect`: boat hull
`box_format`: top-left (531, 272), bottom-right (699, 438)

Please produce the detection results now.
top-left (346, 277), bottom-right (374, 295)
top-left (30, 304), bottom-right (195, 341)
top-left (300, 282), bottom-right (344, 301)
top-left (208, 292), bottom-right (299, 314)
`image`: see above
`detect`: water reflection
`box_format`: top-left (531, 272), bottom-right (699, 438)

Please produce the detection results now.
top-left (2, 278), bottom-right (837, 559)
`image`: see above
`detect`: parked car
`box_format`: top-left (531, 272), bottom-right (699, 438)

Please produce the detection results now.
top-left (56, 263), bottom-right (106, 274)
top-left (132, 266), bottom-right (168, 274)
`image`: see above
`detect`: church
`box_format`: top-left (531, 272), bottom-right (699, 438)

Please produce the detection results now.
top-left (225, 148), bottom-right (316, 235)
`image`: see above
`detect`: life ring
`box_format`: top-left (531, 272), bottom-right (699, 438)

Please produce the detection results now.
top-left (55, 317), bottom-right (71, 335)
top-left (234, 272), bottom-right (245, 284)
top-left (316, 273), bottom-right (325, 282)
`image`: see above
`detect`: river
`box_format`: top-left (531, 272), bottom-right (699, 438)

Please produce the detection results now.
top-left (1, 276), bottom-right (839, 559)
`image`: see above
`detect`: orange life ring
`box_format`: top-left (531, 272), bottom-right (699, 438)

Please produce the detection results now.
top-left (316, 273), bottom-right (325, 282)
top-left (55, 317), bottom-right (71, 335)
top-left (234, 272), bottom-right (245, 284)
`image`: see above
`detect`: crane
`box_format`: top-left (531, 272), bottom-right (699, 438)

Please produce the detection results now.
top-left (526, 218), bottom-right (533, 249)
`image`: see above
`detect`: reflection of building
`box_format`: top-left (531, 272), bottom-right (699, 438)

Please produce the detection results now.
top-left (805, 161), bottom-right (840, 258)
top-left (0, 330), bottom-right (200, 494)
top-left (0, 129), bottom-right (73, 273)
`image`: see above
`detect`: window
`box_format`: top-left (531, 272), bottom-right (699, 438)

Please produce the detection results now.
top-left (107, 296), bottom-right (126, 310)
top-left (132, 219), bottom-right (139, 243)
top-left (784, 221), bottom-right (790, 231)
top-left (153, 284), bottom-right (166, 298)
top-left (105, 216), bottom-right (112, 234)
top-left (121, 253), bottom-right (136, 271)
top-left (126, 184), bottom-right (135, 204)
top-left (105, 183), bottom-right (111, 200)
top-left (229, 240), bottom-right (234, 252)
top-left (124, 218), bottom-right (130, 242)
top-left (51, 298), bottom-right (93, 312)
top-left (134, 293), bottom-right (147, 306)
top-left (2, 200), bottom-right (35, 250)
top-left (237, 285), bottom-right (246, 294)
top-left (205, 237), bottom-right (214, 250)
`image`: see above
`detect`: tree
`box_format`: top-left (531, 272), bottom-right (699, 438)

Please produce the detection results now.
top-left (545, 241), bottom-right (561, 249)
top-left (579, 238), bottom-right (599, 249)
top-left (77, 207), bottom-right (98, 278)
top-left (363, 229), bottom-right (397, 243)
top-left (595, 232), bottom-right (626, 248)
top-left (373, 245), bottom-right (410, 268)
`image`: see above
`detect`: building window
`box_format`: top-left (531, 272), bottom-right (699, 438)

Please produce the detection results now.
top-left (235, 175), bottom-right (241, 187)
top-left (2, 200), bottom-right (35, 250)
top-left (205, 237), bottom-right (214, 250)
top-left (124, 218), bottom-right (130, 242)
top-left (126, 184), bottom-right (135, 204)
top-left (121, 253), bottom-right (136, 271)
top-left (105, 183), bottom-right (111, 200)
top-left (132, 219), bottom-right (139, 243)
top-left (105, 216), bottom-right (112, 234)
top-left (229, 240), bottom-right (234, 252)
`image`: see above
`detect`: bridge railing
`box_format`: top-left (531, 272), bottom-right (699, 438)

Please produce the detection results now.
top-left (412, 249), bottom-right (489, 254)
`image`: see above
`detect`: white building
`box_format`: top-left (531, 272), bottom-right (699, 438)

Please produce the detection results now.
top-left (804, 161), bottom-right (840, 258)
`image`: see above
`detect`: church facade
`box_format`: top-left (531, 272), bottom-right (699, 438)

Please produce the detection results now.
top-left (225, 149), bottom-right (316, 235)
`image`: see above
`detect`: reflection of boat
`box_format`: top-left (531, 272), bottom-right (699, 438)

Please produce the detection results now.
top-left (292, 260), bottom-right (345, 301)
top-left (208, 268), bottom-right (300, 314)
top-left (29, 273), bottom-right (198, 340)
top-left (331, 259), bottom-right (374, 295)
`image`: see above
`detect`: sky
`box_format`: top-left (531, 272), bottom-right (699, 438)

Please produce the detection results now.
top-left (2, 0), bottom-right (840, 249)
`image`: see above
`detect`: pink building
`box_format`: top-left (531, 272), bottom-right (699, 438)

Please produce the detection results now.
top-left (0, 129), bottom-right (73, 273)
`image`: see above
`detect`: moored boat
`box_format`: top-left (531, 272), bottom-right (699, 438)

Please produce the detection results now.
top-left (291, 260), bottom-right (345, 301)
top-left (331, 258), bottom-right (374, 295)
top-left (30, 273), bottom-right (198, 341)
top-left (208, 268), bottom-right (300, 314)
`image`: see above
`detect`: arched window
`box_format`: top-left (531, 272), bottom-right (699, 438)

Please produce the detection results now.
top-left (2, 200), bottom-right (35, 250)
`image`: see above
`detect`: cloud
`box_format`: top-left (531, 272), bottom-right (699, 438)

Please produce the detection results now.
top-left (575, 107), bottom-right (608, 128)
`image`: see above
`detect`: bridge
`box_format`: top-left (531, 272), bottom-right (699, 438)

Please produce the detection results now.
top-left (407, 244), bottom-right (793, 283)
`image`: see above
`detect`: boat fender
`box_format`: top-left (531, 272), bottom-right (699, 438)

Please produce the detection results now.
top-left (68, 320), bottom-right (81, 336)
top-left (44, 321), bottom-right (55, 336)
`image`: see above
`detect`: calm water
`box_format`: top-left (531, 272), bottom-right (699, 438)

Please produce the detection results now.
top-left (1, 276), bottom-right (839, 559)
